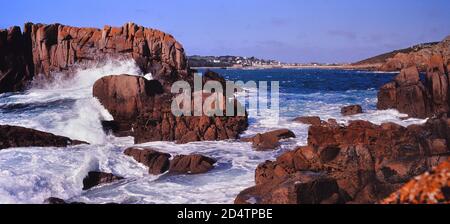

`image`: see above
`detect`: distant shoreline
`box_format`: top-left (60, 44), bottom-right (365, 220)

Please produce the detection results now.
top-left (192, 64), bottom-right (387, 71)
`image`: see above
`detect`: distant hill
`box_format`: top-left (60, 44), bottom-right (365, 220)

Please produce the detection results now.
top-left (354, 42), bottom-right (439, 66)
top-left (353, 35), bottom-right (449, 71)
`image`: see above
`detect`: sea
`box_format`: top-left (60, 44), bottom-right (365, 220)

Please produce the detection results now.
top-left (0, 60), bottom-right (426, 204)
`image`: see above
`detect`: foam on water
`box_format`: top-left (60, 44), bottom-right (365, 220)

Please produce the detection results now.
top-left (0, 65), bottom-right (427, 204)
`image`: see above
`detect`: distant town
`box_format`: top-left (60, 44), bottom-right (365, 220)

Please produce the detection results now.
top-left (187, 55), bottom-right (345, 69)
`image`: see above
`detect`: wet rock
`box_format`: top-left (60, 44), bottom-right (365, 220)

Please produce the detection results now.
top-left (242, 129), bottom-right (296, 151)
top-left (237, 117), bottom-right (450, 204)
top-left (124, 147), bottom-right (171, 175)
top-left (169, 154), bottom-right (217, 174)
top-left (293, 116), bottom-right (322, 126)
top-left (93, 74), bottom-right (249, 144)
top-left (82, 172), bottom-right (124, 190)
top-left (341, 105), bottom-right (363, 116)
top-left (235, 172), bottom-right (342, 204)
top-left (44, 197), bottom-right (85, 204)
top-left (0, 125), bottom-right (88, 150)
top-left (0, 22), bottom-right (189, 94)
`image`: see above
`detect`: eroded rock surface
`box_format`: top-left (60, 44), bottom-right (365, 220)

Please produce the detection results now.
top-left (0, 125), bottom-right (88, 150)
top-left (236, 117), bottom-right (450, 204)
top-left (378, 55), bottom-right (450, 118)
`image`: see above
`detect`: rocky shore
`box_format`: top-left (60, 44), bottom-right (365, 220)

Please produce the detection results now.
top-left (355, 36), bottom-right (450, 72)
top-left (235, 53), bottom-right (450, 204)
top-left (1, 22), bottom-right (450, 204)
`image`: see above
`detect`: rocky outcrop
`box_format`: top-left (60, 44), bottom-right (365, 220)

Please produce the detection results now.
top-left (379, 36), bottom-right (449, 72)
top-left (341, 105), bottom-right (363, 116)
top-left (0, 22), bottom-right (189, 94)
top-left (82, 172), bottom-right (124, 190)
top-left (93, 74), bottom-right (248, 144)
top-left (293, 116), bottom-right (323, 126)
top-left (124, 147), bottom-right (171, 175)
top-left (0, 26), bottom-right (34, 93)
top-left (0, 125), bottom-right (88, 150)
top-left (169, 155), bottom-right (217, 174)
top-left (242, 129), bottom-right (296, 151)
top-left (355, 36), bottom-right (449, 72)
top-left (236, 117), bottom-right (450, 204)
top-left (381, 159), bottom-right (450, 204)
top-left (377, 54), bottom-right (450, 118)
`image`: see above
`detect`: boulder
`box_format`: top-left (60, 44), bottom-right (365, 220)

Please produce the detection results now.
top-left (236, 117), bottom-right (450, 204)
top-left (293, 116), bottom-right (322, 126)
top-left (381, 159), bottom-right (450, 204)
top-left (341, 105), bottom-right (363, 116)
top-left (93, 74), bottom-right (249, 144)
top-left (82, 172), bottom-right (124, 190)
top-left (235, 172), bottom-right (341, 204)
top-left (0, 125), bottom-right (88, 150)
top-left (169, 154), bottom-right (217, 174)
top-left (377, 55), bottom-right (450, 118)
top-left (124, 147), bottom-right (171, 175)
top-left (242, 129), bottom-right (296, 151)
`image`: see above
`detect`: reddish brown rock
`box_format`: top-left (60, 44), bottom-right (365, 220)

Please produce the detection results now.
top-left (378, 66), bottom-right (430, 118)
top-left (355, 36), bottom-right (450, 72)
top-left (0, 22), bottom-right (189, 93)
top-left (242, 129), bottom-right (296, 151)
top-left (237, 116), bottom-right (450, 204)
top-left (341, 105), bottom-right (363, 116)
top-left (82, 172), bottom-right (124, 190)
top-left (124, 147), bottom-right (171, 175)
top-left (235, 172), bottom-right (341, 204)
top-left (377, 54), bottom-right (450, 118)
top-left (381, 159), bottom-right (450, 204)
top-left (93, 74), bottom-right (248, 144)
top-left (0, 125), bottom-right (88, 150)
top-left (0, 26), bottom-right (34, 93)
top-left (293, 116), bottom-right (322, 126)
top-left (169, 154), bottom-right (217, 174)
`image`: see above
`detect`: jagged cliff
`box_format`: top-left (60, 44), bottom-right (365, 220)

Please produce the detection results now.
top-left (0, 22), bottom-right (188, 93)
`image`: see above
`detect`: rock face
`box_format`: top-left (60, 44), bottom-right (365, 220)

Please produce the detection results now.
top-left (124, 147), bottom-right (171, 175)
top-left (169, 155), bottom-right (217, 174)
top-left (341, 105), bottom-right (363, 116)
top-left (93, 74), bottom-right (248, 144)
top-left (0, 22), bottom-right (188, 93)
top-left (355, 36), bottom-right (450, 72)
top-left (236, 118), bottom-right (450, 204)
top-left (82, 172), bottom-right (124, 190)
top-left (377, 55), bottom-right (450, 118)
top-left (0, 125), bottom-right (87, 150)
top-left (242, 129), bottom-right (296, 151)
top-left (0, 26), bottom-right (34, 93)
top-left (1, 23), bottom-right (249, 143)
top-left (293, 116), bottom-right (323, 126)
top-left (381, 159), bottom-right (450, 204)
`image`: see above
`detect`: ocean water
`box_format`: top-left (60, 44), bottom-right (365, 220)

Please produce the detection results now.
top-left (0, 61), bottom-right (426, 204)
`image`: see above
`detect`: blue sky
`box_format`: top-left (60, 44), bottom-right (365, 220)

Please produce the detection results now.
top-left (1, 0), bottom-right (449, 63)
